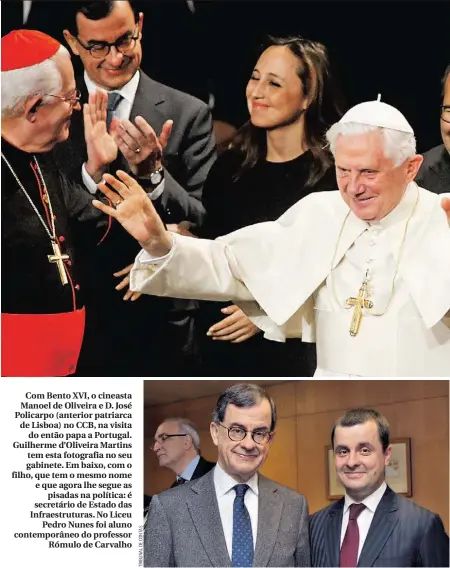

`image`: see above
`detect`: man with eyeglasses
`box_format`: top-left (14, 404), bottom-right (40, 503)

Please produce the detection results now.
top-left (52, 0), bottom-right (216, 377)
top-left (1, 29), bottom-right (117, 376)
top-left (417, 64), bottom-right (450, 194)
top-left (145, 383), bottom-right (310, 567)
top-left (144, 418), bottom-right (214, 517)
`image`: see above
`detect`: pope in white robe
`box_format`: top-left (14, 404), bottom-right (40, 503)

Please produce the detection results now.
top-left (93, 98), bottom-right (450, 377)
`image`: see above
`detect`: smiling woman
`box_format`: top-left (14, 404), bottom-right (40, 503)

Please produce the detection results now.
top-left (196, 34), bottom-right (345, 377)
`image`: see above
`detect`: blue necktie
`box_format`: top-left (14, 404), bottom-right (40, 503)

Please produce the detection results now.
top-left (232, 484), bottom-right (253, 567)
top-left (106, 92), bottom-right (122, 131)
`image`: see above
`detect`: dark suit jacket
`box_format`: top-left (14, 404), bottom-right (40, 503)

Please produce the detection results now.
top-left (53, 71), bottom-right (217, 376)
top-left (170, 456), bottom-right (216, 488)
top-left (54, 70), bottom-right (216, 226)
top-left (416, 144), bottom-right (450, 194)
top-left (145, 469), bottom-right (310, 567)
top-left (309, 486), bottom-right (449, 567)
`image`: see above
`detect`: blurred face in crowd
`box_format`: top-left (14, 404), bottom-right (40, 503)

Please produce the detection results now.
top-left (335, 129), bottom-right (422, 221)
top-left (333, 420), bottom-right (391, 501)
top-left (210, 399), bottom-right (274, 483)
top-left (440, 74), bottom-right (450, 153)
top-left (246, 45), bottom-right (308, 131)
top-left (152, 421), bottom-right (190, 473)
top-left (27, 53), bottom-right (81, 151)
top-left (64, 0), bottom-right (143, 90)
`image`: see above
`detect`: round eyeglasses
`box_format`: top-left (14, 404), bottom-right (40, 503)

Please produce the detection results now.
top-left (218, 423), bottom-right (273, 445)
top-left (44, 89), bottom-right (81, 108)
top-left (441, 105), bottom-right (450, 125)
top-left (150, 433), bottom-right (187, 450)
top-left (74, 27), bottom-right (140, 59)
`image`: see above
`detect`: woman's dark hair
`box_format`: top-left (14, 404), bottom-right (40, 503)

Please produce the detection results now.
top-left (231, 35), bottom-right (346, 188)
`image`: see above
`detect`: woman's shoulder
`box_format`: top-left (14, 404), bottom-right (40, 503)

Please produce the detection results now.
top-left (210, 147), bottom-right (245, 175)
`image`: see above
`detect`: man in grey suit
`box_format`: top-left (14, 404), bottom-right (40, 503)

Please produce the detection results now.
top-left (144, 418), bottom-right (215, 517)
top-left (54, 0), bottom-right (216, 376)
top-left (310, 408), bottom-right (449, 567)
top-left (145, 383), bottom-right (310, 567)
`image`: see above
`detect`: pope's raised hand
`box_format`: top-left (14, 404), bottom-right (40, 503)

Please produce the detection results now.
top-left (442, 197), bottom-right (450, 224)
top-left (92, 170), bottom-right (173, 257)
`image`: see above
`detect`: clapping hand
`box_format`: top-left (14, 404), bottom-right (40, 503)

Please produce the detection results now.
top-left (113, 116), bottom-right (173, 177)
top-left (84, 90), bottom-right (118, 181)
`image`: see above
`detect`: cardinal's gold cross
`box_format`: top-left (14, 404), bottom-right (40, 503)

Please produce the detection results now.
top-left (48, 240), bottom-right (69, 285)
top-left (346, 277), bottom-right (373, 337)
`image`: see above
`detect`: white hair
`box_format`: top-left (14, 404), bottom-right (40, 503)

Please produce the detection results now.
top-left (1, 44), bottom-right (70, 119)
top-left (166, 418), bottom-right (201, 452)
top-left (325, 122), bottom-right (417, 167)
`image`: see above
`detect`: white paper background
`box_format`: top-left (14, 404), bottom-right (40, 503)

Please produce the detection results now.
top-left (0, 378), bottom-right (143, 568)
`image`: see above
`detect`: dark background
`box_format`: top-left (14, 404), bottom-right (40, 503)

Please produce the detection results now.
top-left (1, 0), bottom-right (448, 152)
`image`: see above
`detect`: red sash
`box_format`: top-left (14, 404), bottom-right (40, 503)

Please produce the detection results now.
top-left (1, 308), bottom-right (85, 377)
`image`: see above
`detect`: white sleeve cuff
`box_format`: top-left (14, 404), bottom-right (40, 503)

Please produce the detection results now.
top-left (136, 233), bottom-right (175, 265)
top-left (82, 163), bottom-right (99, 195)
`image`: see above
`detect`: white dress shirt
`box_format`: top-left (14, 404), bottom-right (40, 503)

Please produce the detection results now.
top-left (213, 463), bottom-right (259, 559)
top-left (340, 482), bottom-right (387, 561)
top-left (81, 70), bottom-right (164, 199)
top-left (178, 454), bottom-right (200, 481)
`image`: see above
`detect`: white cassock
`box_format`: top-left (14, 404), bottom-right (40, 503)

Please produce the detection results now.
top-left (130, 183), bottom-right (450, 377)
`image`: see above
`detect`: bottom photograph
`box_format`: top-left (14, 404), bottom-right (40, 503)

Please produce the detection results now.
top-left (143, 379), bottom-right (449, 568)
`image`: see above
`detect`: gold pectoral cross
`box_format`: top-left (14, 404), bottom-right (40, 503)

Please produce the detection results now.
top-left (346, 278), bottom-right (374, 337)
top-left (48, 240), bottom-right (70, 285)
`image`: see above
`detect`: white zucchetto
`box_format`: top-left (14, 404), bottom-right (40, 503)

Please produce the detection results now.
top-left (338, 94), bottom-right (414, 134)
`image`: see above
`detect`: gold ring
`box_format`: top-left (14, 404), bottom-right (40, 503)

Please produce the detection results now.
top-left (114, 199), bottom-right (123, 207)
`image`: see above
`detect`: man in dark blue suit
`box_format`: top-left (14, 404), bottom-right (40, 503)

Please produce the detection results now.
top-left (310, 408), bottom-right (449, 567)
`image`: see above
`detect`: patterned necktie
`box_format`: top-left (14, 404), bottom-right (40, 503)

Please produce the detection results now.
top-left (232, 484), bottom-right (253, 567)
top-left (106, 92), bottom-right (122, 131)
top-left (340, 503), bottom-right (366, 567)
top-left (174, 477), bottom-right (186, 486)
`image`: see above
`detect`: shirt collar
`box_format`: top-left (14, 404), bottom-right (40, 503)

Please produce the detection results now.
top-left (214, 462), bottom-right (259, 497)
top-left (179, 454), bottom-right (200, 481)
top-left (83, 69), bottom-right (140, 105)
top-left (343, 481), bottom-right (387, 515)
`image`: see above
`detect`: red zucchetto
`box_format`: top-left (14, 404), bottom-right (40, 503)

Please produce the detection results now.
top-left (1, 29), bottom-right (61, 72)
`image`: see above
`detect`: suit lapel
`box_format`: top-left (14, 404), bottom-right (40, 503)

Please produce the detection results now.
top-left (129, 72), bottom-right (165, 130)
top-left (324, 499), bottom-right (344, 567)
top-left (186, 471), bottom-right (231, 567)
top-left (358, 487), bottom-right (399, 567)
top-left (253, 476), bottom-right (283, 567)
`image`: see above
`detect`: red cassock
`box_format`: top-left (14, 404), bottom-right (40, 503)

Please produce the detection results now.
top-left (2, 309), bottom-right (85, 377)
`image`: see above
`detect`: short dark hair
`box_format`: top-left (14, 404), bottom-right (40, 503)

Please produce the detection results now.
top-left (331, 408), bottom-right (390, 453)
top-left (66, 1), bottom-right (139, 36)
top-left (442, 64), bottom-right (450, 98)
top-left (212, 383), bottom-right (277, 432)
